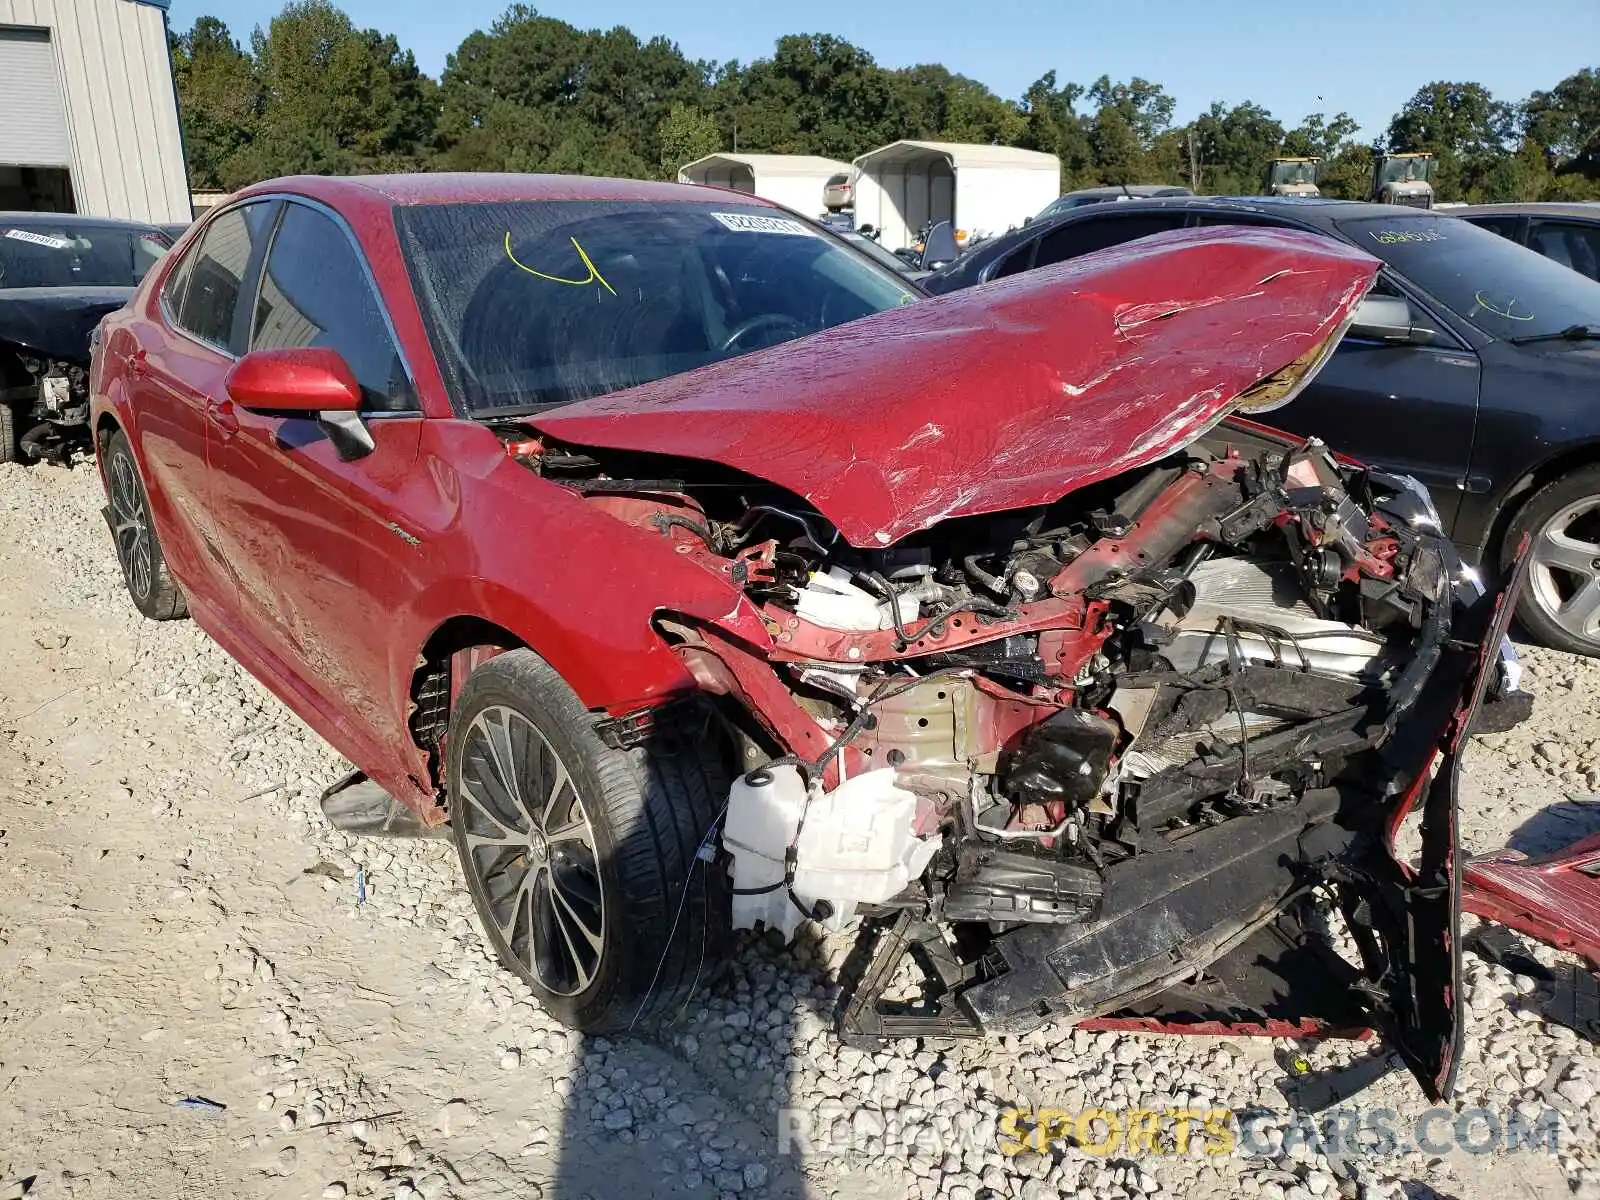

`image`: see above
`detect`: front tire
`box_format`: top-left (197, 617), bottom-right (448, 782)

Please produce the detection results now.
top-left (446, 649), bottom-right (732, 1032)
top-left (0, 402), bottom-right (19, 464)
top-left (103, 429), bottom-right (186, 620)
top-left (1504, 465), bottom-right (1600, 657)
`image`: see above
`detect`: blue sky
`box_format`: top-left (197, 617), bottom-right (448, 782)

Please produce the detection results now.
top-left (171, 0), bottom-right (1599, 142)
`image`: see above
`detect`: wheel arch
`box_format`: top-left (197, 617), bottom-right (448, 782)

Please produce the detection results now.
top-left (399, 592), bottom-right (707, 798)
top-left (1482, 438), bottom-right (1600, 569)
top-left (405, 614), bottom-right (526, 799)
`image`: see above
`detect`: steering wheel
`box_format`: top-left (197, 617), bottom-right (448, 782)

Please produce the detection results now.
top-left (719, 313), bottom-right (804, 354)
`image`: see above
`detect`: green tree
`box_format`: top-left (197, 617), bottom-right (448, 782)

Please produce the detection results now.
top-left (436, 6), bottom-right (700, 176)
top-left (1524, 68), bottom-right (1600, 178)
top-left (1386, 81), bottom-right (1514, 200)
top-left (1282, 111), bottom-right (1360, 160)
top-left (1018, 71), bottom-right (1090, 187)
top-left (1084, 76), bottom-right (1181, 185)
top-left (723, 34), bottom-right (898, 158)
top-left (879, 65), bottom-right (1024, 145)
top-left (1317, 144), bottom-right (1376, 200)
top-left (170, 17), bottom-right (261, 190)
top-left (1189, 100), bottom-right (1286, 193)
top-left (166, 6), bottom-right (1596, 208)
top-left (225, 0), bottom-right (436, 183)
top-left (657, 102), bottom-right (721, 178)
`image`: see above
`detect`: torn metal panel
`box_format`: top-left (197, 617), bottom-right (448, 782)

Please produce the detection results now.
top-left (1464, 833), bottom-right (1600, 969)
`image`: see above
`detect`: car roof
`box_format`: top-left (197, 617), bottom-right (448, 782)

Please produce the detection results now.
top-left (1058, 185), bottom-right (1192, 199)
top-left (1452, 202), bottom-right (1600, 221)
top-left (231, 173), bottom-right (766, 210)
top-left (927, 195), bottom-right (1453, 291)
top-left (1026, 194), bottom-right (1440, 239)
top-left (0, 211), bottom-right (168, 233)
top-left (1082, 195), bottom-right (1430, 221)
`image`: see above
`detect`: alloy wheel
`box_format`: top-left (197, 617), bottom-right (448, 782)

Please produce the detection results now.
top-left (1529, 496), bottom-right (1600, 644)
top-left (455, 705), bottom-right (606, 996)
top-left (109, 450), bottom-right (153, 601)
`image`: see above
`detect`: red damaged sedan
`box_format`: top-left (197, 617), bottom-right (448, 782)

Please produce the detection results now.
top-left (90, 174), bottom-right (1522, 1098)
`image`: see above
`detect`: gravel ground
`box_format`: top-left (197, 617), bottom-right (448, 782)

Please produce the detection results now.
top-left (2, 458), bottom-right (1599, 1200)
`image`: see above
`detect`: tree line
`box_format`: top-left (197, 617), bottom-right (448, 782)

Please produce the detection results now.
top-left (171, 1), bottom-right (1600, 204)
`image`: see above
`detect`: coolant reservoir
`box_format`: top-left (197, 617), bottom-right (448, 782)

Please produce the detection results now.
top-left (723, 765), bottom-right (808, 937)
top-left (794, 568), bottom-right (883, 631)
top-left (724, 764), bottom-right (939, 940)
top-left (791, 769), bottom-right (938, 925)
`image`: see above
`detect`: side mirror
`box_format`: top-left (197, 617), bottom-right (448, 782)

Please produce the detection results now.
top-left (1023, 215), bottom-right (1034, 226)
top-left (1348, 295), bottom-right (1434, 345)
top-left (224, 347), bottom-right (374, 459)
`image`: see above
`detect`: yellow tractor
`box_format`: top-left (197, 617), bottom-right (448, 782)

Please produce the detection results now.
top-left (1265, 157), bottom-right (1322, 197)
top-left (1371, 152), bottom-right (1435, 208)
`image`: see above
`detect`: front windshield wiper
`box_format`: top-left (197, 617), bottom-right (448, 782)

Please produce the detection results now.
top-left (1509, 323), bottom-right (1600, 346)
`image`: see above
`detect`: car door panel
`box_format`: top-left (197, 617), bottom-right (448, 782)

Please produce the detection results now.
top-left (205, 199), bottom-right (426, 753)
top-left (125, 201), bottom-right (276, 604)
top-left (1267, 336), bottom-right (1482, 530)
top-left (208, 406), bottom-right (423, 746)
top-left (1185, 215), bottom-right (1482, 529)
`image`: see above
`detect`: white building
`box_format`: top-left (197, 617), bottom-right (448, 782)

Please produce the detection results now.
top-left (851, 141), bottom-right (1061, 252)
top-left (677, 153), bottom-right (852, 219)
top-left (0, 0), bottom-right (190, 222)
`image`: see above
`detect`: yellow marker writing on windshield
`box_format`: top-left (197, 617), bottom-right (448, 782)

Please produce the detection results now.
top-left (1473, 291), bottom-right (1535, 321)
top-left (504, 231), bottom-right (617, 296)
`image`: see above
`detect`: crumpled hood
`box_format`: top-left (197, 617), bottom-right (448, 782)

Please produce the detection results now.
top-left (533, 226), bottom-right (1379, 547)
top-left (0, 287), bottom-right (133, 362)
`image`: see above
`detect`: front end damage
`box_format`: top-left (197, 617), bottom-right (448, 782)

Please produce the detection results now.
top-left (523, 426), bottom-right (1520, 1099)
top-left (507, 228), bottom-right (1522, 1097)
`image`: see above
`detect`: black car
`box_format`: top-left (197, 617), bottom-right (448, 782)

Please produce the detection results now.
top-left (927, 196), bottom-right (1600, 657)
top-left (1032, 184), bottom-right (1195, 222)
top-left (0, 212), bottom-right (172, 462)
top-left (1454, 203), bottom-right (1600, 283)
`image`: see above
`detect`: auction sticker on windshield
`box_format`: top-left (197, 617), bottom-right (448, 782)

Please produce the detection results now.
top-left (1369, 229), bottom-right (1448, 245)
top-left (711, 212), bottom-right (812, 236)
top-left (4, 229), bottom-right (71, 250)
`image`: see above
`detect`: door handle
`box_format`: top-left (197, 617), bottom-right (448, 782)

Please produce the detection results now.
top-left (209, 396), bottom-right (239, 438)
top-left (128, 348), bottom-right (149, 378)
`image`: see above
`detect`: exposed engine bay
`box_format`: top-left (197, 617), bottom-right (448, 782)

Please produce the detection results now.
top-left (519, 418), bottom-right (1523, 1099)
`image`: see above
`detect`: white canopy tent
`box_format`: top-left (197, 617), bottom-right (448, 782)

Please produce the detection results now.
top-left (851, 141), bottom-right (1061, 251)
top-left (677, 153), bottom-right (851, 217)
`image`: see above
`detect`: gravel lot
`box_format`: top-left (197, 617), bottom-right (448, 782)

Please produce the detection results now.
top-left (2, 458), bottom-right (1599, 1200)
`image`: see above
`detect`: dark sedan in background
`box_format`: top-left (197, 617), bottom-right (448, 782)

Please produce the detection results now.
top-left (928, 197), bottom-right (1600, 656)
top-left (1, 212), bottom-right (172, 462)
top-left (1455, 202), bottom-right (1600, 282)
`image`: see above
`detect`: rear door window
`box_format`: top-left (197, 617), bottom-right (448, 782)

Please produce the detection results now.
top-left (1467, 215), bottom-right (1523, 242)
top-left (173, 202), bottom-right (276, 353)
top-left (1528, 220), bottom-right (1600, 282)
top-left (1030, 213), bottom-right (1189, 269)
top-left (251, 203), bottom-right (416, 412)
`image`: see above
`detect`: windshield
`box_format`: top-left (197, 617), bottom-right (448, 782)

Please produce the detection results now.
top-left (1270, 161), bottom-right (1318, 186)
top-left (396, 200), bottom-right (917, 415)
top-left (0, 222), bottom-right (170, 288)
top-left (1338, 214), bottom-right (1600, 341)
top-left (1377, 157), bottom-right (1433, 185)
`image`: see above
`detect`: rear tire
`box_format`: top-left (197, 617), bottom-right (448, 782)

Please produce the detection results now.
top-left (103, 429), bottom-right (187, 620)
top-left (446, 649), bottom-right (732, 1032)
top-left (1502, 465), bottom-right (1600, 657)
